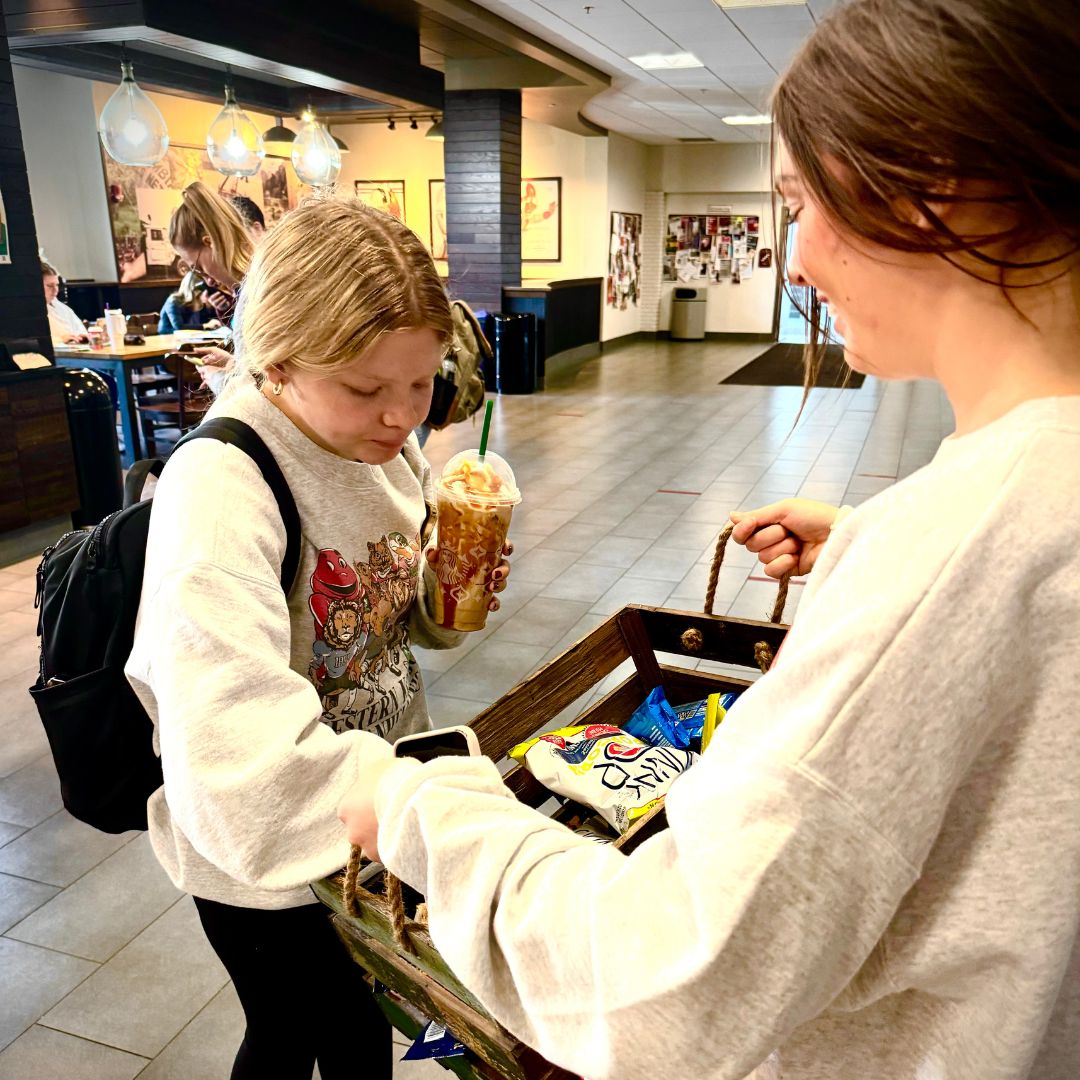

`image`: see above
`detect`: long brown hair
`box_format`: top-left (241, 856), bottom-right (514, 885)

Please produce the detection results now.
top-left (772, 0), bottom-right (1080, 386)
top-left (238, 195), bottom-right (452, 380)
top-left (169, 181), bottom-right (254, 286)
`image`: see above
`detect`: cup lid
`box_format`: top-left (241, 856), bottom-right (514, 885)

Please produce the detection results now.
top-left (439, 449), bottom-right (521, 506)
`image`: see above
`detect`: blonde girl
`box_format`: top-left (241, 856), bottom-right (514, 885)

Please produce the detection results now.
top-left (127, 197), bottom-right (508, 1079)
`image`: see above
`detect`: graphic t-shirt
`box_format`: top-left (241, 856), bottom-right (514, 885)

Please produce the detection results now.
top-left (126, 378), bottom-right (462, 909)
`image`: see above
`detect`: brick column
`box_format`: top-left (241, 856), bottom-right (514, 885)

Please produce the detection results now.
top-left (443, 89), bottom-right (521, 312)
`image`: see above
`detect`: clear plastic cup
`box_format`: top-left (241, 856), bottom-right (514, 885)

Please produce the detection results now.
top-left (432, 450), bottom-right (521, 631)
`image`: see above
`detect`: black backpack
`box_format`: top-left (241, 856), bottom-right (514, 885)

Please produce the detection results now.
top-left (30, 418), bottom-right (300, 834)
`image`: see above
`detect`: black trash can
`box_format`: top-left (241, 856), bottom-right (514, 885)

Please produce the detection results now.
top-left (475, 310), bottom-right (497, 391)
top-left (62, 368), bottom-right (123, 528)
top-left (492, 312), bottom-right (537, 395)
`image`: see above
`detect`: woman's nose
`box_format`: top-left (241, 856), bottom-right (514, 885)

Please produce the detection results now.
top-left (787, 226), bottom-right (810, 288)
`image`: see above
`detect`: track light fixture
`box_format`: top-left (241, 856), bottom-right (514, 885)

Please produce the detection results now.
top-left (387, 118), bottom-right (396, 131)
top-left (409, 117), bottom-right (418, 130)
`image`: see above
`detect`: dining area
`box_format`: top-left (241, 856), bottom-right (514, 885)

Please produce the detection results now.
top-left (53, 324), bottom-right (229, 467)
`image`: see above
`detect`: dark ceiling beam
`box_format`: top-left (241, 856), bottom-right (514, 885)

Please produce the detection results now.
top-left (10, 43), bottom-right (298, 114)
top-left (4, 0), bottom-right (445, 111)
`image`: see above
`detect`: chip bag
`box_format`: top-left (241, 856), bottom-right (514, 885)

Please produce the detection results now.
top-left (510, 723), bottom-right (696, 834)
top-left (625, 686), bottom-right (741, 752)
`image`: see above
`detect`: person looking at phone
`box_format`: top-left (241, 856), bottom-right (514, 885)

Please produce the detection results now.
top-left (41, 259), bottom-right (87, 344)
top-left (169, 181), bottom-right (251, 390)
top-left (338, 2), bottom-right (1080, 1077)
top-left (157, 269), bottom-right (220, 334)
top-left (126, 195), bottom-right (511, 1080)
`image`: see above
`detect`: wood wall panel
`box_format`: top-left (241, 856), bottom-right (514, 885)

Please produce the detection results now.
top-left (444, 89), bottom-right (522, 314)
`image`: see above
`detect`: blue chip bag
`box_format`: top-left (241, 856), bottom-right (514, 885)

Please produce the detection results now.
top-left (626, 687), bottom-right (742, 751)
top-left (402, 1020), bottom-right (466, 1061)
top-left (625, 686), bottom-right (688, 748)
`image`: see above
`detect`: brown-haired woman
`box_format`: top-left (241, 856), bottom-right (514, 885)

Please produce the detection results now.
top-left (126, 197), bottom-right (510, 1079)
top-left (339, 2), bottom-right (1080, 1077)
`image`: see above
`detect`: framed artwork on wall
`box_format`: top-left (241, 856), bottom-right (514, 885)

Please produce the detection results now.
top-left (354, 180), bottom-right (406, 222)
top-left (607, 211), bottom-right (641, 309)
top-left (428, 179), bottom-right (447, 260)
top-left (521, 177), bottom-right (561, 262)
top-left (100, 144), bottom-right (301, 284)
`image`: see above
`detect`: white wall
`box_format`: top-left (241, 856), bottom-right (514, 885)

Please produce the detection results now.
top-left (521, 117), bottom-right (603, 283)
top-left (13, 65), bottom-right (115, 281)
top-left (602, 132), bottom-right (648, 342)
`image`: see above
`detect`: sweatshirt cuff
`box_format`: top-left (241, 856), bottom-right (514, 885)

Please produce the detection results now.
top-left (374, 755), bottom-right (513, 884)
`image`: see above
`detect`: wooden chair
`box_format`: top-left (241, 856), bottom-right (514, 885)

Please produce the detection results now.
top-left (134, 353), bottom-right (212, 455)
top-left (126, 312), bottom-right (160, 336)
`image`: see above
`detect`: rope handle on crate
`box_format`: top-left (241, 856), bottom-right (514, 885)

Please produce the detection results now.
top-left (342, 848), bottom-right (427, 954)
top-left (680, 521), bottom-right (791, 673)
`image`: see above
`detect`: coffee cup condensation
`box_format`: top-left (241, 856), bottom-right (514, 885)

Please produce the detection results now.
top-left (432, 450), bottom-right (521, 632)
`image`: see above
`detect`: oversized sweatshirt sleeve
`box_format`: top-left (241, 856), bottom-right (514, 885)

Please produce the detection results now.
top-left (125, 438), bottom-right (391, 893)
top-left (373, 456), bottom-right (1042, 1079)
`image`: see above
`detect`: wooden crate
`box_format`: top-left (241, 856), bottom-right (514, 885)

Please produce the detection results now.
top-left (316, 602), bottom-right (787, 1079)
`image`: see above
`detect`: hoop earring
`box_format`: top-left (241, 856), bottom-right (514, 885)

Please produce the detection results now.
top-left (271, 381), bottom-right (284, 397)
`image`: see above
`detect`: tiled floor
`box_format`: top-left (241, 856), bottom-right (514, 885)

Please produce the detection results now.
top-left (0, 338), bottom-right (953, 1078)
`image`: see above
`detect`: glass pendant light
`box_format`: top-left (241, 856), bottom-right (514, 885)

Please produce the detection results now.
top-left (207, 83), bottom-right (265, 176)
top-left (327, 126), bottom-right (350, 154)
top-left (291, 109), bottom-right (341, 187)
top-left (98, 57), bottom-right (169, 166)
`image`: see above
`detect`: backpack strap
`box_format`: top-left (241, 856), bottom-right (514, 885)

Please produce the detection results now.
top-left (123, 458), bottom-right (165, 508)
top-left (175, 419), bottom-right (302, 594)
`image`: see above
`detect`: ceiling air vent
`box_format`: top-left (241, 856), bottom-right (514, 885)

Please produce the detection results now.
top-left (678, 137), bottom-right (714, 143)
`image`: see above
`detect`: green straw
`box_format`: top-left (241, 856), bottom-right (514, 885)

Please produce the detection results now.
top-left (478, 399), bottom-right (494, 463)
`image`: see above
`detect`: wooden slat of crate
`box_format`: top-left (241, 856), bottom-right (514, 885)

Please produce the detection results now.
top-left (314, 876), bottom-right (577, 1080)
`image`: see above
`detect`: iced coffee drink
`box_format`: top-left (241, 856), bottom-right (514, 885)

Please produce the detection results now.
top-left (433, 450), bottom-right (521, 631)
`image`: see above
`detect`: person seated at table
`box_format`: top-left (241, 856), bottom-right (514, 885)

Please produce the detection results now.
top-left (170, 181), bottom-right (253, 392)
top-left (229, 195), bottom-right (267, 242)
top-left (41, 259), bottom-right (87, 344)
top-left (158, 270), bottom-right (220, 334)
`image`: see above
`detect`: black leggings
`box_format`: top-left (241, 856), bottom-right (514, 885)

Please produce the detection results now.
top-left (194, 895), bottom-right (392, 1080)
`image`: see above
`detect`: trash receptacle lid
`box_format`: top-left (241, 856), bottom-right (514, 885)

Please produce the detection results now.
top-left (673, 287), bottom-right (704, 300)
top-left (63, 368), bottom-right (114, 409)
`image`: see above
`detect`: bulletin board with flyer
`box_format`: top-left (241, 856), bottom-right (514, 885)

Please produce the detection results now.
top-left (663, 207), bottom-right (761, 285)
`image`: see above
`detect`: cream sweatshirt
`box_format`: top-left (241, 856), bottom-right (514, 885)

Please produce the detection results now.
top-left (126, 379), bottom-right (462, 909)
top-left (375, 396), bottom-right (1080, 1080)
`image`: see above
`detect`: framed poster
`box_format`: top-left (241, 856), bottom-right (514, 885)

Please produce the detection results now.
top-left (101, 144), bottom-right (301, 283)
top-left (428, 179), bottom-right (447, 260)
top-left (607, 211), bottom-right (641, 309)
top-left (354, 180), bottom-right (405, 222)
top-left (521, 177), bottom-right (561, 262)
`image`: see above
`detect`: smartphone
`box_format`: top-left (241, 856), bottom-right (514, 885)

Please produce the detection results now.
top-left (393, 725), bottom-right (480, 763)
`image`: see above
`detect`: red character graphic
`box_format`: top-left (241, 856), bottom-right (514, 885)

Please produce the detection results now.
top-left (309, 548), bottom-right (361, 646)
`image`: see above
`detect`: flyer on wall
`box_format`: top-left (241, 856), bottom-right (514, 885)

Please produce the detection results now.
top-left (0, 186), bottom-right (10, 265)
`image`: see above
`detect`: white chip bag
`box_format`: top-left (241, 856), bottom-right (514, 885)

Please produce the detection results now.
top-left (509, 723), bottom-right (697, 834)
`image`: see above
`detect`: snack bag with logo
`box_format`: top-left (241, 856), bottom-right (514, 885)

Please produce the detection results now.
top-left (509, 723), bottom-right (696, 834)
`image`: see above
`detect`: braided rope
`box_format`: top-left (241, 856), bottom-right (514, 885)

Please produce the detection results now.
top-left (702, 521), bottom-right (790, 672)
top-left (343, 844), bottom-right (363, 917)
